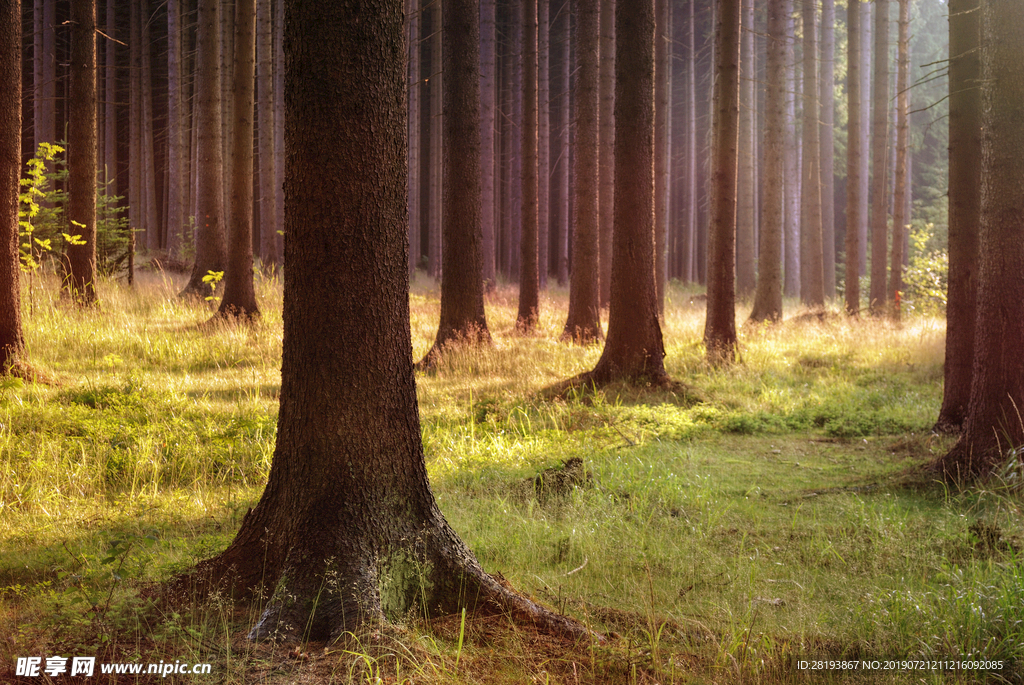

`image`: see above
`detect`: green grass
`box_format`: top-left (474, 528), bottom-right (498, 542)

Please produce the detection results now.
top-left (1, 272), bottom-right (1021, 684)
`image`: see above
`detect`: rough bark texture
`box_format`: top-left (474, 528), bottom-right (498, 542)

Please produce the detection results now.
top-left (799, 0), bottom-right (824, 307)
top-left (552, 1), bottom-right (569, 286)
top-left (217, 0), bottom-right (260, 319)
top-left (141, 0), bottom-right (160, 250)
top-left (748, 0), bottom-right (786, 324)
top-left (257, 0), bottom-right (279, 270)
top-left (579, 0), bottom-right (665, 384)
top-left (562, 0), bottom-right (602, 343)
top-left (167, 0), bottom-right (185, 260)
top-left (684, 0), bottom-right (696, 283)
top-left (180, 0), bottom-right (227, 299)
top-left (0, 0), bottom-right (23, 370)
top-left (703, 0), bottom-right (740, 364)
top-left (735, 0), bottom-right (756, 299)
top-left (538, 0), bottom-right (550, 289)
top-left (428, 3), bottom-right (442, 279)
top-left (819, 0), bottom-right (836, 298)
top-left (782, 9), bottom-right (799, 298)
top-left (408, 0), bottom-right (421, 276)
top-left (868, 0), bottom-right (890, 312)
top-left (935, 0), bottom-right (1024, 480)
top-left (654, 0), bottom-right (670, 312)
top-left (517, 0), bottom-right (541, 330)
top-left (104, 0), bottom-right (117, 196)
top-left (180, 0), bottom-right (589, 643)
top-left (888, 0), bottom-right (910, 319)
top-left (66, 0), bottom-right (97, 305)
top-left (423, 0), bottom-right (492, 362)
top-left (598, 0), bottom-right (614, 307)
top-left (481, 0), bottom-right (496, 286)
top-left (934, 0), bottom-right (981, 433)
top-left (845, 0), bottom-right (863, 314)
top-left (274, 0), bottom-right (285, 262)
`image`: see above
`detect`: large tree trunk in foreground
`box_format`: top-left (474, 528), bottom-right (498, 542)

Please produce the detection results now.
top-left (748, 0), bottom-right (787, 324)
top-left (0, 0), bottom-right (23, 370)
top-left (181, 0), bottom-right (227, 299)
top-left (180, 0), bottom-right (588, 643)
top-left (423, 0), bottom-right (492, 362)
top-left (517, 0), bottom-right (541, 330)
top-left (703, 0), bottom-right (740, 363)
top-left (562, 0), bottom-right (602, 343)
top-left (66, 0), bottom-right (97, 305)
top-left (934, 0), bottom-right (980, 433)
top-left (569, 0), bottom-right (665, 385)
top-left (934, 0), bottom-right (1024, 481)
top-left (216, 0), bottom-right (260, 319)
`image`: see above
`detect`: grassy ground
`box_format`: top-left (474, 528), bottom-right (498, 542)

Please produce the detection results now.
top-left (0, 272), bottom-right (1022, 684)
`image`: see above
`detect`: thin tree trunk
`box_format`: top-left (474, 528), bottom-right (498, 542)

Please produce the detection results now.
top-left (782, 8), bottom-right (799, 298)
top-left (167, 0), bottom-right (186, 260)
top-left (819, 0), bottom-right (835, 298)
top-left (538, 0), bottom-right (549, 290)
top-left (104, 0), bottom-right (116, 195)
top-left (735, 0), bottom-right (756, 299)
top-left (934, 0), bottom-right (980, 433)
top-left (257, 0), bottom-right (279, 270)
top-left (888, 0), bottom-right (910, 319)
top-left (517, 0), bottom-right (541, 329)
top-left (748, 0), bottom-right (786, 323)
top-left (598, 0), bottom-right (614, 306)
top-left (67, 0), bottom-right (97, 304)
top-left (129, 0), bottom-right (142, 252)
top-left (180, 0), bottom-right (227, 299)
top-left (685, 0), bottom-right (696, 283)
top-left (274, 0), bottom-right (284, 262)
top-left (1, 0), bottom-right (25, 370)
top-left (654, 0), bottom-right (670, 312)
top-left (429, 1), bottom-right (442, 279)
top-left (799, 0), bottom-right (824, 307)
top-left (480, 0), bottom-right (496, 287)
top-left (859, 0), bottom-right (870, 275)
top-left (142, 0), bottom-right (160, 250)
top-left (221, 0), bottom-right (235, 247)
top-left (217, 0), bottom-right (259, 319)
top-left (553, 1), bottom-right (570, 286)
top-left (704, 0), bottom-right (740, 363)
top-left (868, 0), bottom-right (890, 312)
top-left (844, 0), bottom-right (863, 314)
top-left (562, 0), bottom-right (602, 343)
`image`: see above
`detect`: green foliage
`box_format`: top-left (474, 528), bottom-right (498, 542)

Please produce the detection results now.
top-left (202, 270), bottom-right (224, 301)
top-left (902, 223), bottom-right (948, 315)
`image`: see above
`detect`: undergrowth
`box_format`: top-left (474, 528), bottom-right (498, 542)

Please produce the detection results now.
top-left (0, 272), bottom-right (1020, 684)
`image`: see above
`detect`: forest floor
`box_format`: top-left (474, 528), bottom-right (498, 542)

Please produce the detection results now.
top-left (0, 272), bottom-right (1022, 684)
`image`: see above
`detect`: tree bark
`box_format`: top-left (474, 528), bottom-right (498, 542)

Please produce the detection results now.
top-left (553, 1), bottom-right (569, 286)
top-left (735, 0), bottom-right (756, 299)
top-left (216, 0), bottom-right (260, 319)
top-left (104, 0), bottom-right (116, 196)
top-left (748, 0), bottom-right (786, 323)
top-left (408, 0), bottom-right (421, 277)
top-left (562, 0), bottom-right (602, 343)
top-left (257, 0), bottom-right (279, 270)
top-left (598, 0), bottom-right (614, 307)
top-left (654, 0), bottom-right (670, 313)
top-left (274, 0), bottom-right (285, 262)
top-left (934, 0), bottom-right (981, 433)
top-left (480, 0), bottom-right (496, 287)
top-left (517, 0), bottom-right (541, 330)
top-left (844, 0), bottom-right (863, 314)
top-left (868, 0), bottom-right (890, 312)
top-left (935, 0), bottom-right (1024, 480)
top-left (66, 0), bottom-right (97, 305)
top-left (180, 0), bottom-right (227, 299)
top-left (538, 0), bottom-right (550, 290)
top-left (782, 8), bottom-right (799, 298)
top-left (704, 0), bottom-right (740, 363)
top-left (167, 0), bottom-right (186, 260)
top-left (0, 0), bottom-right (24, 370)
top-left (179, 0), bottom-right (590, 643)
top-left (423, 0), bottom-right (492, 361)
top-left (428, 2), bottom-right (442, 279)
top-left (141, 0), bottom-right (160, 251)
top-left (799, 0), bottom-right (824, 307)
top-left (888, 0), bottom-right (910, 319)
top-left (819, 0), bottom-right (836, 298)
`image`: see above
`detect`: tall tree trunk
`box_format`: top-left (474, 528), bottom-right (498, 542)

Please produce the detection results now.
top-left (429, 2), bottom-right (442, 280)
top-left (66, 0), bottom-right (97, 304)
top-left (553, 1), bottom-right (570, 285)
top-left (735, 0), bottom-right (756, 299)
top-left (858, 0), bottom-right (871, 275)
top-left (129, 0), bottom-right (142, 253)
top-left (782, 8), bottom-right (799, 298)
top-left (217, 0), bottom-right (260, 319)
top-left (104, 0), bottom-right (116, 196)
top-left (167, 0), bottom-right (186, 260)
top-left (141, 0), bottom-right (160, 250)
top-left (408, 0), bottom-right (421, 277)
top-left (654, 0), bottom-right (670, 313)
top-left (423, 0), bottom-right (492, 361)
top-left (704, 0), bottom-right (740, 363)
top-left (34, 0), bottom-right (56, 153)
top-left (180, 0), bottom-right (227, 299)
top-left (562, 0), bottom-right (602, 343)
top-left (0, 0), bottom-right (24, 371)
top-left (845, 0), bottom-right (863, 314)
top-left (934, 0), bottom-right (980, 433)
top-left (598, 0), bottom-right (614, 307)
top-left (934, 0), bottom-right (1024, 480)
top-left (517, 0), bottom-right (541, 329)
top-left (579, 0), bottom-right (666, 384)
top-left (748, 0), bottom-right (787, 323)
top-left (799, 0), bottom-right (824, 307)
top-left (480, 0), bottom-right (496, 287)
top-left (274, 0), bottom-right (284, 262)
top-left (538, 0), bottom-right (550, 290)
top-left (220, 0), bottom-right (235, 248)
top-left (684, 0), bottom-right (696, 283)
top-left (868, 0), bottom-right (890, 312)
top-left (819, 0), bottom-right (835, 298)
top-left (888, 0), bottom-right (910, 319)
top-left (257, 0), bottom-right (279, 270)
top-left (183, 0), bottom-right (590, 644)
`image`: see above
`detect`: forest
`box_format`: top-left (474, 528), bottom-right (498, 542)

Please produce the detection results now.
top-left (1, 0), bottom-right (1023, 683)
